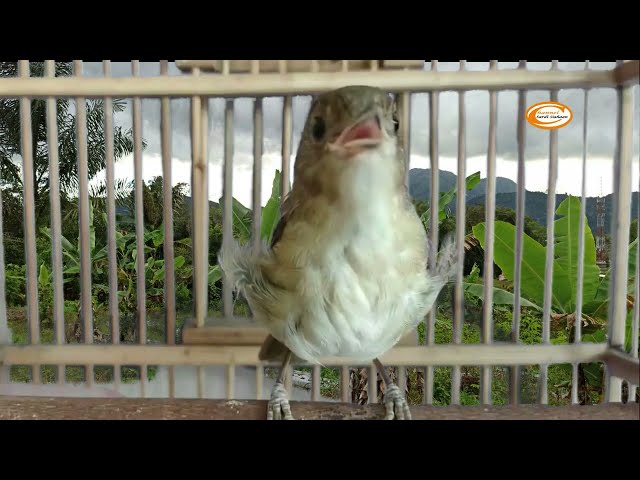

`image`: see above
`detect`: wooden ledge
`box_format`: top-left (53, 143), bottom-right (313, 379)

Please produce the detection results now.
top-left (0, 397), bottom-right (637, 420)
top-left (181, 320), bottom-right (419, 347)
top-left (174, 60), bottom-right (425, 74)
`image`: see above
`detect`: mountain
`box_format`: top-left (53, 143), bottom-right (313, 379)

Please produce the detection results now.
top-left (183, 196), bottom-right (220, 210)
top-left (408, 168), bottom-right (518, 203)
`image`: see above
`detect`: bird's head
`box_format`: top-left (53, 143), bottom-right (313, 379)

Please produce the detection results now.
top-left (292, 85), bottom-right (405, 201)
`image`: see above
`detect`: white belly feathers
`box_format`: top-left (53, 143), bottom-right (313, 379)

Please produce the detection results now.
top-left (280, 149), bottom-right (433, 364)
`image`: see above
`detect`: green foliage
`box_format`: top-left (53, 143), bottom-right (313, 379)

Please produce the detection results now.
top-left (471, 196), bottom-right (614, 316)
top-left (469, 195), bottom-right (638, 400)
top-left (463, 283), bottom-right (538, 310)
top-left (553, 196), bottom-right (601, 310)
top-left (219, 169), bottom-right (285, 246)
top-left (470, 196), bottom-right (636, 322)
top-left (4, 264), bottom-right (26, 306)
top-left (37, 262), bottom-right (54, 327)
top-left (473, 221), bottom-right (570, 311)
top-left (589, 237), bottom-right (638, 308)
top-left (261, 169), bottom-right (284, 243)
top-left (420, 171), bottom-right (480, 231)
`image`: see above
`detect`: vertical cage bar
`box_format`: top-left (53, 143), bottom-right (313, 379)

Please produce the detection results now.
top-left (451, 60), bottom-right (467, 405)
top-left (44, 60), bottom-right (66, 384)
top-left (255, 365), bottom-right (264, 400)
top-left (312, 365), bottom-right (321, 401)
top-left (102, 60), bottom-right (121, 390)
top-left (196, 365), bottom-right (205, 399)
top-left (197, 87), bottom-right (210, 396)
top-left (603, 81), bottom-right (622, 402)
top-left (130, 61), bottom-right (147, 396)
top-left (605, 72), bottom-right (634, 403)
top-left (481, 60), bottom-right (499, 405)
top-left (219, 60), bottom-right (234, 327)
top-left (18, 61), bottom-right (41, 385)
top-left (226, 364), bottom-right (235, 399)
top-left (279, 54), bottom-right (292, 204)
top-left (222, 99), bottom-right (235, 318)
top-left (369, 364), bottom-right (377, 403)
top-left (190, 66), bottom-right (208, 328)
top-left (281, 96), bottom-right (293, 200)
top-left (252, 97), bottom-right (263, 251)
top-left (341, 366), bottom-right (350, 403)
top-left (159, 60), bottom-right (176, 398)
top-left (510, 60), bottom-right (527, 404)
top-left (396, 91), bottom-right (411, 186)
top-left (0, 111), bottom-right (7, 383)
top-left (425, 60), bottom-right (439, 405)
top-left (250, 73), bottom-right (265, 399)
top-left (279, 61), bottom-right (293, 393)
top-left (572, 61), bottom-right (590, 404)
top-left (630, 160), bottom-right (639, 401)
top-left (539, 60), bottom-right (560, 405)
top-left (250, 67), bottom-right (262, 258)
top-left (72, 60), bottom-right (92, 387)
top-left (160, 61), bottom-right (176, 344)
top-left (396, 87), bottom-right (411, 400)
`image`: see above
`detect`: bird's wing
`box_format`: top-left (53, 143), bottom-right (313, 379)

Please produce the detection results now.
top-left (269, 212), bottom-right (289, 250)
top-left (259, 195), bottom-right (299, 362)
top-left (268, 192), bottom-right (297, 249)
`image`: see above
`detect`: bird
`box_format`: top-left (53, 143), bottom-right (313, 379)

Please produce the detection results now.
top-left (218, 85), bottom-right (457, 420)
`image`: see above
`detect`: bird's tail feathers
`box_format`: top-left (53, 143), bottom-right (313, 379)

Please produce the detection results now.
top-left (217, 239), bottom-right (271, 296)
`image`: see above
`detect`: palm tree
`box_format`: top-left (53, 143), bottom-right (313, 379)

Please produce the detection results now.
top-left (0, 61), bottom-right (140, 231)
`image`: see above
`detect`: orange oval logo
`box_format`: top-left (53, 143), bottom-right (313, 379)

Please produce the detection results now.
top-left (526, 101), bottom-right (573, 130)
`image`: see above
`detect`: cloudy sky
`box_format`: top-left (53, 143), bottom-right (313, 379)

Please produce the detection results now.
top-left (81, 61), bottom-right (640, 208)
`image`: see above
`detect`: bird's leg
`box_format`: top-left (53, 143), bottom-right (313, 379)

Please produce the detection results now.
top-left (267, 349), bottom-right (294, 420)
top-left (373, 357), bottom-right (412, 420)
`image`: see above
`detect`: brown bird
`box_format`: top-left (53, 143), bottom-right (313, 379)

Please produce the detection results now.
top-left (219, 85), bottom-right (457, 420)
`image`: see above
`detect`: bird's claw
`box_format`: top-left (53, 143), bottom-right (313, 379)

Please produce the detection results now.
top-left (267, 380), bottom-right (294, 420)
top-left (383, 384), bottom-right (412, 420)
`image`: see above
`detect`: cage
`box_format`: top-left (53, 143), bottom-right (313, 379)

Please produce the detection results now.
top-left (0, 60), bottom-right (638, 420)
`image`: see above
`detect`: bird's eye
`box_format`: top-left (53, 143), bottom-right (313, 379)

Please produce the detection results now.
top-left (392, 113), bottom-right (399, 133)
top-left (312, 116), bottom-right (326, 141)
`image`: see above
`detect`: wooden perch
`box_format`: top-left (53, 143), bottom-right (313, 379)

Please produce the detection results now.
top-left (0, 397), bottom-right (637, 420)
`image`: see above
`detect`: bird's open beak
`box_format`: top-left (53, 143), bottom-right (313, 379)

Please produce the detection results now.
top-left (328, 114), bottom-right (383, 156)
